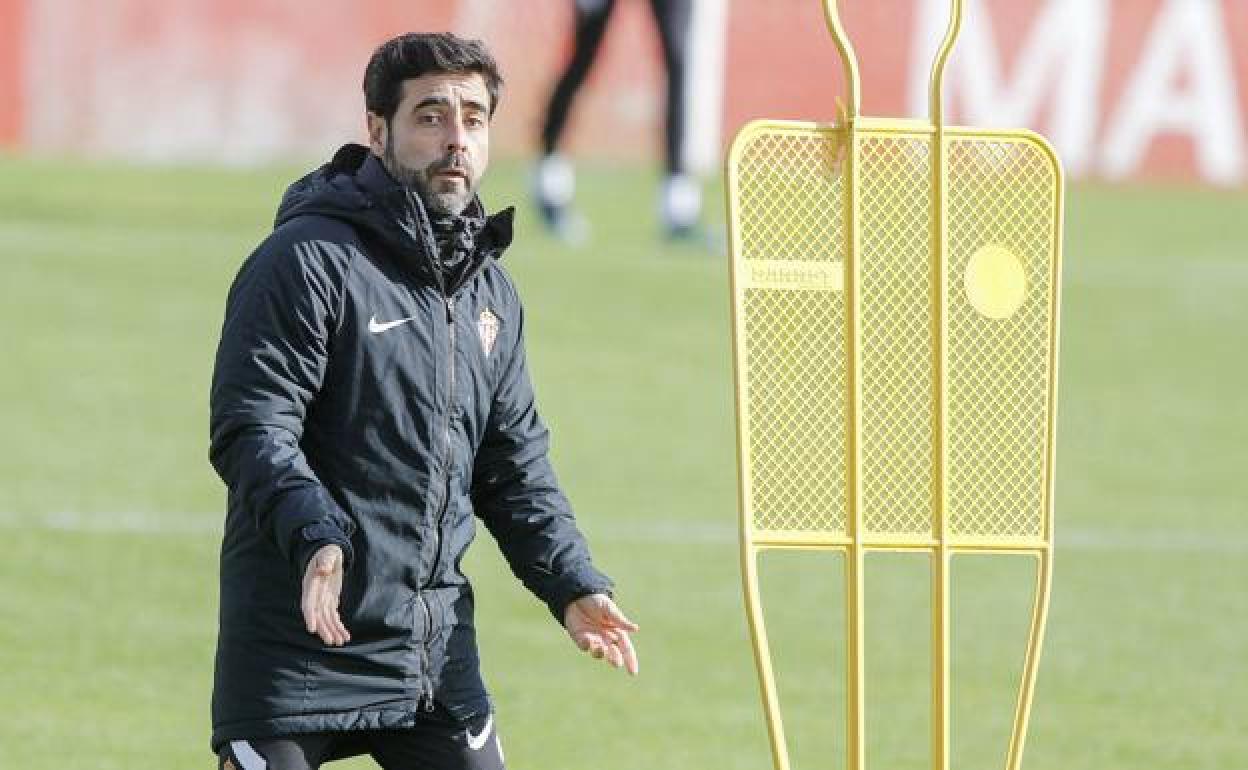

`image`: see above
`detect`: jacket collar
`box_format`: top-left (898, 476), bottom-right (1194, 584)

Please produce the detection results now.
top-left (349, 147), bottom-right (514, 274)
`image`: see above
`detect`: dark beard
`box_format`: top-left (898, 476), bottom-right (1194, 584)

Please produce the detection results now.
top-left (383, 132), bottom-right (473, 217)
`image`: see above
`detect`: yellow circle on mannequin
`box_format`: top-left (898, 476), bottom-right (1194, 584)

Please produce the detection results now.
top-left (964, 245), bottom-right (1027, 319)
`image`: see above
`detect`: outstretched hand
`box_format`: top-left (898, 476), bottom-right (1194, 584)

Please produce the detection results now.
top-left (563, 594), bottom-right (639, 675)
top-left (302, 544), bottom-right (350, 647)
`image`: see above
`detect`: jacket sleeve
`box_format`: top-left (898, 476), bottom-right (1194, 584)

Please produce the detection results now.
top-left (471, 300), bottom-right (613, 623)
top-left (209, 236), bottom-right (354, 579)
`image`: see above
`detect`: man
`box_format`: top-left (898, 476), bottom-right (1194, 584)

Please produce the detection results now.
top-left (210, 32), bottom-right (637, 770)
top-left (535, 0), bottom-right (702, 242)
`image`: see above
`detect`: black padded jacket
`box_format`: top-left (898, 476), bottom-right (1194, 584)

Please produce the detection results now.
top-left (208, 144), bottom-right (612, 751)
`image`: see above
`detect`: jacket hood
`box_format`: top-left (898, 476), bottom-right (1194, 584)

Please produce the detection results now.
top-left (274, 144), bottom-right (515, 284)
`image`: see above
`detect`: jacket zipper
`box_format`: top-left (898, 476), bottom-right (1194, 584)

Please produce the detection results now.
top-left (429, 296), bottom-right (455, 587)
top-left (416, 295), bottom-right (457, 712)
top-left (415, 593), bottom-right (434, 711)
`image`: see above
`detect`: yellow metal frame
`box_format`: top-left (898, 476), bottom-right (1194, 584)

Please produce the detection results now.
top-left (726, 2), bottom-right (1065, 769)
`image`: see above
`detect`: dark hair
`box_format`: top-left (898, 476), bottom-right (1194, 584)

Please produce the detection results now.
top-left (363, 32), bottom-right (503, 121)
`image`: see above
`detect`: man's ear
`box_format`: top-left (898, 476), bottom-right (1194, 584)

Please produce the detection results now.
top-left (366, 112), bottom-right (387, 157)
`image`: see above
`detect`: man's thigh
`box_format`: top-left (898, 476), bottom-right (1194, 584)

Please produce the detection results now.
top-left (218, 734), bottom-right (341, 770)
top-left (367, 710), bottom-right (505, 770)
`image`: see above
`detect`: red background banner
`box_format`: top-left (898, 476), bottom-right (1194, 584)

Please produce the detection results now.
top-left (1, 0), bottom-right (1244, 186)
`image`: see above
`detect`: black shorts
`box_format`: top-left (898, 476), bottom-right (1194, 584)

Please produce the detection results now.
top-left (217, 707), bottom-right (504, 770)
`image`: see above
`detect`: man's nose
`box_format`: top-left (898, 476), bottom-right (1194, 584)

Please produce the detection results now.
top-left (445, 115), bottom-right (469, 153)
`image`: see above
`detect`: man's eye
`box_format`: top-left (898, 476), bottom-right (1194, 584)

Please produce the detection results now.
top-left (418, 113), bottom-right (441, 125)
top-left (465, 116), bottom-right (486, 129)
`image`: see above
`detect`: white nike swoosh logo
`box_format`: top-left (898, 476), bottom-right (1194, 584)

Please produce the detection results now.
top-left (368, 315), bottom-right (418, 334)
top-left (466, 713), bottom-right (494, 751)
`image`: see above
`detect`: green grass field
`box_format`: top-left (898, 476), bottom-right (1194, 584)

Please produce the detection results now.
top-left (0, 154), bottom-right (1244, 769)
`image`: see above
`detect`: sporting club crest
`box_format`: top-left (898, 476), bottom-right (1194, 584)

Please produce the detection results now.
top-left (477, 308), bottom-right (501, 357)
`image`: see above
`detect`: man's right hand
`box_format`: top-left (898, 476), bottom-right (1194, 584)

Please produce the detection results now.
top-left (301, 544), bottom-right (350, 646)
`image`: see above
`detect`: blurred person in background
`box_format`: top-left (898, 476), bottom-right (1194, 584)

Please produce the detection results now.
top-left (209, 32), bottom-right (638, 770)
top-left (535, 0), bottom-right (702, 242)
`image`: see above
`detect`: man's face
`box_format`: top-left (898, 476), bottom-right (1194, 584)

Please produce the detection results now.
top-left (368, 72), bottom-right (491, 217)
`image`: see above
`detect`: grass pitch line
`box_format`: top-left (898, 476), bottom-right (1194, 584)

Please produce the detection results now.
top-left (0, 510), bottom-right (1244, 553)
top-left (0, 509), bottom-right (222, 536)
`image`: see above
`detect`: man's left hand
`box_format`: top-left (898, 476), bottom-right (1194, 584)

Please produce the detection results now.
top-left (563, 594), bottom-right (640, 675)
